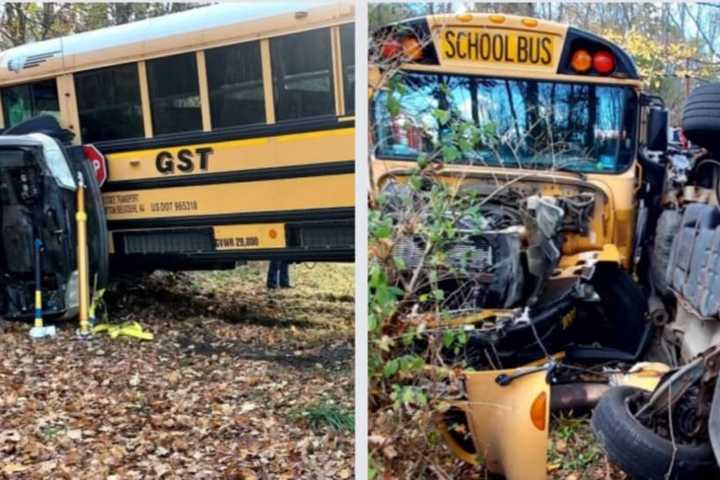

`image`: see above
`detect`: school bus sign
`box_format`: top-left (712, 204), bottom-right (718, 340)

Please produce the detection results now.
top-left (440, 28), bottom-right (555, 66)
top-left (427, 16), bottom-right (566, 73)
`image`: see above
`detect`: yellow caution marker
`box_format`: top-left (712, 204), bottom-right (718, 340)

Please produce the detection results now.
top-left (76, 172), bottom-right (91, 337)
top-left (34, 289), bottom-right (42, 327)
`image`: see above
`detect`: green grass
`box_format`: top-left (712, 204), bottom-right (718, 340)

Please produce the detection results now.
top-left (548, 413), bottom-right (605, 478)
top-left (300, 401), bottom-right (355, 433)
top-left (38, 425), bottom-right (64, 441)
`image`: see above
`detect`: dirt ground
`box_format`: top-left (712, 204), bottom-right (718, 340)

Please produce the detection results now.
top-left (0, 262), bottom-right (354, 479)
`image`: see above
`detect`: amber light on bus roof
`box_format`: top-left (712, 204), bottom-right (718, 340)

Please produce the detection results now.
top-left (570, 49), bottom-right (592, 73)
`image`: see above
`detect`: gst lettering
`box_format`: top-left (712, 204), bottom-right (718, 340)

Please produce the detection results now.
top-left (156, 147), bottom-right (214, 174)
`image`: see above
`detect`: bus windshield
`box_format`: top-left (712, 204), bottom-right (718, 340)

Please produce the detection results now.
top-left (373, 72), bottom-right (638, 174)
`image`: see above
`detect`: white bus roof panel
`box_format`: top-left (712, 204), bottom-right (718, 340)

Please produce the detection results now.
top-left (0, 2), bottom-right (349, 80)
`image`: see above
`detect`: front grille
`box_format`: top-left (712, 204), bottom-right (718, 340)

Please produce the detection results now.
top-left (394, 235), bottom-right (493, 271)
top-left (449, 237), bottom-right (493, 271)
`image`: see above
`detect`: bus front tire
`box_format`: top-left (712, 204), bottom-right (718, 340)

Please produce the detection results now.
top-left (591, 386), bottom-right (718, 480)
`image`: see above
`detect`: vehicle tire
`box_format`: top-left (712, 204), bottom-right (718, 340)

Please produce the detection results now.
top-left (682, 83), bottom-right (720, 152)
top-left (592, 386), bottom-right (719, 480)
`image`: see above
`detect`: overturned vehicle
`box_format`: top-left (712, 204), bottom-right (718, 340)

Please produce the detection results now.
top-left (591, 84), bottom-right (720, 480)
top-left (0, 116), bottom-right (107, 321)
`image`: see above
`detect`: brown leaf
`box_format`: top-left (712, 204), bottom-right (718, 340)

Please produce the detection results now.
top-left (2, 463), bottom-right (28, 475)
top-left (0, 430), bottom-right (21, 443)
top-left (382, 444), bottom-right (398, 459)
top-left (555, 438), bottom-right (568, 454)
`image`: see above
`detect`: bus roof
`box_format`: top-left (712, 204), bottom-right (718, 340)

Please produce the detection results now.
top-left (0, 2), bottom-right (352, 84)
top-left (374, 13), bottom-right (639, 82)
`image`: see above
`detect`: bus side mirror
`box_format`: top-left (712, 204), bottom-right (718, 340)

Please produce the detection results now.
top-left (646, 107), bottom-right (669, 152)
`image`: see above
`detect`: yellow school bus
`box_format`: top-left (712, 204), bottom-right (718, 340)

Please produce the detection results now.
top-left (0, 3), bottom-right (355, 273)
top-left (370, 13), bottom-right (667, 480)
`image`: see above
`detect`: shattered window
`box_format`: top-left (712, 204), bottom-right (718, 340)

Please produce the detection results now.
top-left (374, 72), bottom-right (637, 174)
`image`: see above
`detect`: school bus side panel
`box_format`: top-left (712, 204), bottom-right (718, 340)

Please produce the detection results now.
top-left (105, 128), bottom-right (354, 184)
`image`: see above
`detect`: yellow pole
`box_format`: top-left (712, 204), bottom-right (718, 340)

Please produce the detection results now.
top-left (76, 172), bottom-right (90, 335)
top-left (34, 290), bottom-right (43, 328)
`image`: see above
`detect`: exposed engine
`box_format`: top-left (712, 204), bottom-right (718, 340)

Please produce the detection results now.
top-left (384, 177), bottom-right (600, 311)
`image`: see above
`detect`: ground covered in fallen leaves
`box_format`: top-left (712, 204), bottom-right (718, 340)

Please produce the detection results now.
top-left (0, 262), bottom-right (354, 479)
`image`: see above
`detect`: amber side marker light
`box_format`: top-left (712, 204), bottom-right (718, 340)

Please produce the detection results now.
top-left (401, 37), bottom-right (423, 61)
top-left (593, 50), bottom-right (616, 75)
top-left (570, 49), bottom-right (592, 73)
top-left (269, 229), bottom-right (278, 239)
top-left (530, 392), bottom-right (547, 431)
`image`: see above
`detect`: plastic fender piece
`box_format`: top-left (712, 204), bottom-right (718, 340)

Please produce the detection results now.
top-left (457, 368), bottom-right (550, 480)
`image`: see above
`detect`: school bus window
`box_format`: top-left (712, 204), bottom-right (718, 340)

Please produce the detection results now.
top-left (1, 79), bottom-right (60, 127)
top-left (75, 63), bottom-right (144, 143)
top-left (147, 52), bottom-right (202, 135)
top-left (340, 24), bottom-right (355, 115)
top-left (373, 73), bottom-right (637, 173)
top-left (205, 40), bottom-right (265, 128)
top-left (270, 28), bottom-right (335, 121)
